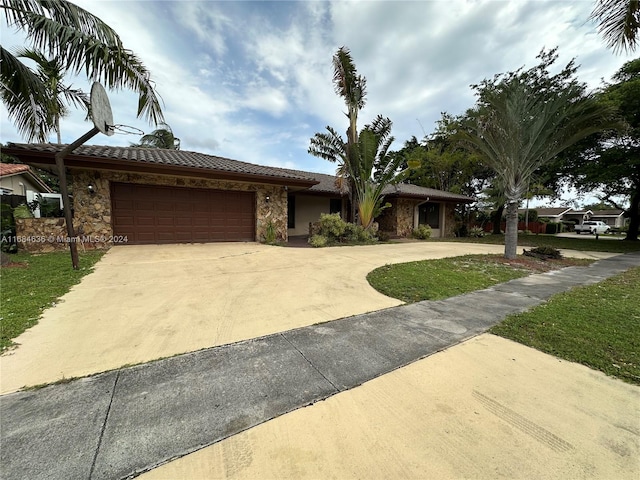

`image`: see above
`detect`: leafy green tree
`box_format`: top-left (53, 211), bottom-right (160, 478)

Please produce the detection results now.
top-left (457, 49), bottom-right (618, 258)
top-left (1, 0), bottom-right (164, 142)
top-left (132, 123), bottom-right (181, 150)
top-left (590, 0), bottom-right (640, 53)
top-left (560, 58), bottom-right (640, 240)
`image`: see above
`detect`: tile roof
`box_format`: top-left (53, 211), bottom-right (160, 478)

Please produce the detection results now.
top-left (4, 144), bottom-right (475, 203)
top-left (4, 143), bottom-right (317, 183)
top-left (279, 168), bottom-right (347, 194)
top-left (0, 163), bottom-right (30, 177)
top-left (280, 169), bottom-right (474, 202)
top-left (382, 183), bottom-right (475, 202)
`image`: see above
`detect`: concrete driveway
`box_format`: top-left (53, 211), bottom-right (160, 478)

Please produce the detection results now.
top-left (0, 242), bottom-right (615, 394)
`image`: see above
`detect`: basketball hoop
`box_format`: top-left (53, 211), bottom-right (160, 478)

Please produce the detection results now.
top-left (90, 82), bottom-right (114, 136)
top-left (111, 124), bottom-right (145, 135)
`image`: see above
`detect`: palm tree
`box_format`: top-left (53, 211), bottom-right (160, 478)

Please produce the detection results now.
top-left (1, 0), bottom-right (164, 142)
top-left (16, 48), bottom-right (89, 144)
top-left (458, 54), bottom-right (617, 259)
top-left (591, 0), bottom-right (640, 53)
top-left (309, 47), bottom-right (366, 221)
top-left (131, 123), bottom-right (181, 150)
top-left (350, 116), bottom-right (405, 229)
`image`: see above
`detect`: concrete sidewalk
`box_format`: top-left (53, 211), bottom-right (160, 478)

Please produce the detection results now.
top-left (1, 253), bottom-right (639, 480)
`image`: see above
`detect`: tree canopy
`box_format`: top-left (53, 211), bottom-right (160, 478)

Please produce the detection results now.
top-left (457, 49), bottom-right (618, 258)
top-left (558, 58), bottom-right (640, 240)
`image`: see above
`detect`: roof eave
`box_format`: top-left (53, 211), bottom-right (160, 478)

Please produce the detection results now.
top-left (3, 148), bottom-right (319, 188)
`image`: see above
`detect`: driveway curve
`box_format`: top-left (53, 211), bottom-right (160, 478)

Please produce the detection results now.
top-left (0, 242), bottom-right (615, 393)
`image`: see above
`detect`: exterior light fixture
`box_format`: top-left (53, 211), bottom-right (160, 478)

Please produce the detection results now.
top-left (88, 184), bottom-right (96, 194)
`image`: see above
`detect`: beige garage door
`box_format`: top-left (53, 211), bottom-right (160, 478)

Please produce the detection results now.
top-left (111, 183), bottom-right (255, 244)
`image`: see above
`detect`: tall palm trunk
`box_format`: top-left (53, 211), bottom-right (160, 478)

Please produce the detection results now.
top-left (504, 200), bottom-right (519, 259)
top-left (625, 190), bottom-right (639, 241)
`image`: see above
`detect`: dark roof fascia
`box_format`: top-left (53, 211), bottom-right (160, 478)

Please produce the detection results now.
top-left (3, 147), bottom-right (319, 189)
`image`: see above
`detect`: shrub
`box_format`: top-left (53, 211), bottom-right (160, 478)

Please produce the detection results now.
top-left (12, 204), bottom-right (33, 219)
top-left (377, 230), bottom-right (391, 242)
top-left (263, 220), bottom-right (276, 244)
top-left (545, 222), bottom-right (562, 234)
top-left (523, 245), bottom-right (563, 260)
top-left (317, 213), bottom-right (347, 240)
top-left (412, 224), bottom-right (432, 240)
top-left (344, 223), bottom-right (376, 243)
top-left (468, 226), bottom-right (484, 238)
top-left (308, 234), bottom-right (328, 248)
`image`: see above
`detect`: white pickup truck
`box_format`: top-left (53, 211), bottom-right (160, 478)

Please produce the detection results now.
top-left (574, 221), bottom-right (611, 234)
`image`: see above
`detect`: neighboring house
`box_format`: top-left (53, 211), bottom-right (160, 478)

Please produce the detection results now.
top-left (520, 207), bottom-right (627, 229)
top-left (517, 207), bottom-right (573, 223)
top-left (0, 163), bottom-right (53, 197)
top-left (3, 143), bottom-right (474, 248)
top-left (585, 210), bottom-right (626, 229)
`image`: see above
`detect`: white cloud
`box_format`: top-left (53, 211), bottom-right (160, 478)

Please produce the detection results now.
top-left (1, 0), bottom-right (636, 195)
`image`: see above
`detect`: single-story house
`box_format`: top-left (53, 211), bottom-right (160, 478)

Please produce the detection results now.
top-left (0, 163), bottom-right (53, 196)
top-left (572, 209), bottom-right (627, 229)
top-left (520, 207), bottom-right (627, 229)
top-left (3, 143), bottom-right (474, 250)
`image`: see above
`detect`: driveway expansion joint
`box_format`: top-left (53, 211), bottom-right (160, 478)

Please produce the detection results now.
top-left (89, 370), bottom-right (121, 480)
top-left (279, 333), bottom-right (341, 392)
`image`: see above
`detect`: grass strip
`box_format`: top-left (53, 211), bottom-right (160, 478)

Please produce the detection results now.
top-left (434, 234), bottom-right (640, 254)
top-left (0, 251), bottom-right (104, 351)
top-left (491, 267), bottom-right (640, 385)
top-left (366, 254), bottom-right (591, 303)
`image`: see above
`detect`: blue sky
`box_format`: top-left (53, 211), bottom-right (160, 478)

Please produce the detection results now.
top-left (0, 1), bottom-right (635, 205)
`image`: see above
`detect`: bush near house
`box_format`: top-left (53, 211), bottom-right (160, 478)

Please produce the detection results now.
top-left (412, 224), bottom-right (432, 240)
top-left (308, 213), bottom-right (377, 247)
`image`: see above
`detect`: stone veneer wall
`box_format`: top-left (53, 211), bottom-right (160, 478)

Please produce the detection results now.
top-left (376, 200), bottom-right (397, 234)
top-left (62, 169), bottom-right (286, 248)
top-left (443, 202), bottom-right (457, 237)
top-left (396, 198), bottom-right (419, 237)
top-left (15, 218), bottom-right (70, 252)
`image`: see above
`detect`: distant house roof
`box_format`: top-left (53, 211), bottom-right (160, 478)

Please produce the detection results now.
top-left (0, 162), bottom-right (53, 193)
top-left (3, 143), bottom-right (319, 188)
top-left (588, 209), bottom-right (625, 217)
top-left (520, 207), bottom-right (573, 218)
top-left (0, 163), bottom-right (30, 177)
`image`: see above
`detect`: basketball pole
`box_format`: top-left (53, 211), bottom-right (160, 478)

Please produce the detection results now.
top-left (55, 127), bottom-right (100, 270)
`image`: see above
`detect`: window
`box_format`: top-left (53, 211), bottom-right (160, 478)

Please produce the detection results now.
top-left (418, 202), bottom-right (440, 229)
top-left (287, 195), bottom-right (295, 228)
top-left (330, 198), bottom-right (342, 215)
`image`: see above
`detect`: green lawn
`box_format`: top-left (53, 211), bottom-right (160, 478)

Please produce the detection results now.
top-left (435, 233), bottom-right (640, 254)
top-left (491, 267), bottom-right (640, 385)
top-left (0, 251), bottom-right (104, 351)
top-left (366, 254), bottom-right (591, 303)
top-left (368, 254), bottom-right (639, 384)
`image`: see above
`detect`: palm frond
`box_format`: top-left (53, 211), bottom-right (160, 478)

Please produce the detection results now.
top-left (0, 45), bottom-right (53, 142)
top-left (590, 0), bottom-right (640, 53)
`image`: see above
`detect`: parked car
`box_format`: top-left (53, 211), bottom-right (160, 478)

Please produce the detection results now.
top-left (574, 221), bottom-right (611, 234)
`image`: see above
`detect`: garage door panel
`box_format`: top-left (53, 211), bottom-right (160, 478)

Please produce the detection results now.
top-left (111, 183), bottom-right (255, 244)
